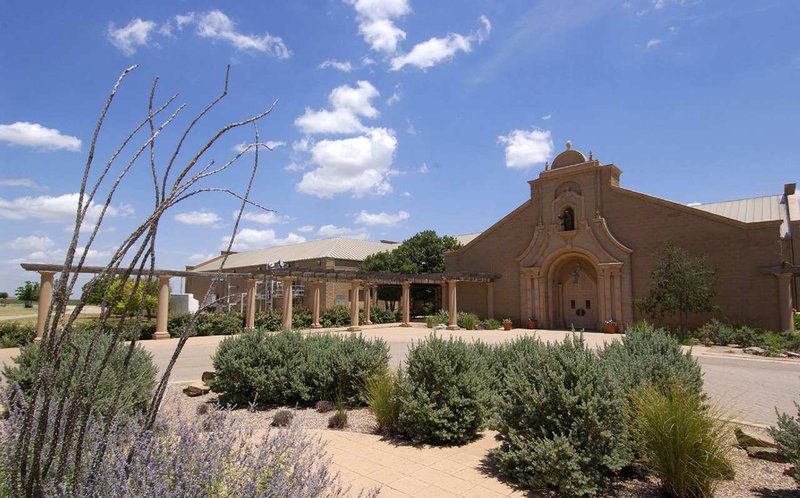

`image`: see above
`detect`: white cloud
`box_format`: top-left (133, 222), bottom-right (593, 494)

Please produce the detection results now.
top-left (187, 252), bottom-right (216, 263)
top-left (15, 246), bottom-right (111, 265)
top-left (174, 210), bottom-right (222, 226)
top-left (233, 140), bottom-right (286, 153)
top-left (297, 128), bottom-right (397, 198)
top-left (319, 59), bottom-right (353, 72)
top-left (541, 113), bottom-right (552, 120)
top-left (193, 10), bottom-right (290, 58)
top-left (417, 162), bottom-right (428, 174)
top-left (316, 224), bottom-right (369, 239)
top-left (386, 84), bottom-right (402, 105)
top-left (645, 38), bottom-right (662, 49)
top-left (390, 15), bottom-right (491, 71)
top-left (295, 81), bottom-right (380, 134)
top-left (222, 228), bottom-right (306, 251)
top-left (237, 211), bottom-right (287, 225)
top-left (346, 0), bottom-right (411, 54)
top-left (497, 128), bottom-right (553, 169)
top-left (0, 122), bottom-right (81, 152)
top-left (0, 178), bottom-right (36, 188)
top-left (355, 210), bottom-right (409, 226)
top-left (2, 235), bottom-right (55, 251)
top-left (405, 120), bottom-right (417, 135)
top-left (0, 193), bottom-right (131, 223)
top-left (107, 18), bottom-right (156, 55)
top-left (297, 225), bottom-right (315, 233)
top-left (401, 191), bottom-right (412, 197)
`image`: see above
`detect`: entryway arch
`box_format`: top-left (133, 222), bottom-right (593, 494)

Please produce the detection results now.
top-left (545, 251), bottom-right (600, 330)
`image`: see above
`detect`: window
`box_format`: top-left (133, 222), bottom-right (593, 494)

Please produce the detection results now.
top-left (560, 207), bottom-right (575, 231)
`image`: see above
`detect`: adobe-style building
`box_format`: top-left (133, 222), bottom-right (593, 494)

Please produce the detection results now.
top-left (446, 142), bottom-right (799, 332)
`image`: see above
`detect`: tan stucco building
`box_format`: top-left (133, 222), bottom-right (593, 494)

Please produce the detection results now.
top-left (446, 143), bottom-right (799, 332)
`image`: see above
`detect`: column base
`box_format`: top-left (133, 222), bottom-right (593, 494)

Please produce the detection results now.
top-left (152, 331), bottom-right (171, 340)
top-left (399, 323), bottom-right (412, 328)
top-left (347, 326), bottom-right (362, 332)
top-left (364, 320), bottom-right (373, 326)
top-left (311, 324), bottom-right (323, 329)
top-left (33, 337), bottom-right (42, 344)
top-left (447, 325), bottom-right (459, 331)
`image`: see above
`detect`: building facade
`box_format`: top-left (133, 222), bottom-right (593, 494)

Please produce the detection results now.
top-left (446, 143), bottom-right (799, 332)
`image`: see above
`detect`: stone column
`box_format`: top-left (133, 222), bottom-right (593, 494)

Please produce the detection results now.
top-left (310, 280), bottom-right (322, 328)
top-left (348, 280), bottom-right (361, 332)
top-left (612, 268), bottom-right (624, 329)
top-left (282, 277), bottom-right (294, 330)
top-left (245, 278), bottom-right (256, 331)
top-left (447, 279), bottom-right (458, 330)
top-left (400, 281), bottom-right (411, 327)
top-left (153, 275), bottom-right (171, 340)
top-left (776, 273), bottom-right (794, 332)
top-left (364, 283), bottom-right (373, 325)
top-left (34, 270), bottom-right (57, 342)
top-left (486, 281), bottom-right (494, 319)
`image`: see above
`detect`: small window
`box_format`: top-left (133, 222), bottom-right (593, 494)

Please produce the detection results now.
top-left (585, 300), bottom-right (591, 310)
top-left (570, 299), bottom-right (576, 309)
top-left (560, 207), bottom-right (575, 231)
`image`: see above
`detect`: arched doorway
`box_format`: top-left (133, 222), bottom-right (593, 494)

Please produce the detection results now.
top-left (552, 255), bottom-right (598, 330)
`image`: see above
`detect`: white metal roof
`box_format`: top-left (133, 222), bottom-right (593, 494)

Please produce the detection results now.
top-left (691, 195), bottom-right (783, 223)
top-left (454, 233), bottom-right (481, 245)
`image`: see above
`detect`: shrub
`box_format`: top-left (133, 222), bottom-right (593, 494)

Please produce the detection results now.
top-left (3, 331), bottom-right (157, 418)
top-left (364, 369), bottom-right (400, 435)
top-left (769, 401), bottom-right (800, 483)
top-left (459, 313), bottom-right (479, 330)
top-left (209, 330), bottom-right (388, 406)
top-left (316, 400), bottom-right (335, 413)
top-left (395, 334), bottom-right (491, 445)
top-left (602, 322), bottom-right (703, 398)
top-left (368, 307), bottom-right (400, 324)
top-left (71, 318), bottom-right (155, 341)
top-left (254, 309), bottom-right (283, 331)
top-left (0, 322), bottom-right (35, 348)
top-left (629, 383), bottom-right (733, 497)
top-left (320, 305), bottom-right (351, 328)
top-left (425, 316), bottom-right (437, 328)
top-left (271, 409), bottom-right (294, 427)
top-left (482, 318), bottom-right (501, 330)
top-left (197, 312), bottom-right (243, 336)
top-left (292, 307), bottom-right (312, 330)
top-left (492, 335), bottom-right (630, 497)
top-left (328, 403), bottom-right (348, 429)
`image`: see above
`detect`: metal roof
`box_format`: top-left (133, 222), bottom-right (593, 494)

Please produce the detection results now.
top-left (189, 237), bottom-right (399, 271)
top-left (691, 195), bottom-right (783, 223)
top-left (454, 233), bottom-right (481, 245)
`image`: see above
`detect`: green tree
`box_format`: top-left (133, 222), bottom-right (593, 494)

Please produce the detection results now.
top-left (15, 281), bottom-right (40, 308)
top-left (634, 242), bottom-right (717, 334)
top-left (0, 292), bottom-right (8, 303)
top-left (81, 274), bottom-right (115, 305)
top-left (106, 278), bottom-right (160, 318)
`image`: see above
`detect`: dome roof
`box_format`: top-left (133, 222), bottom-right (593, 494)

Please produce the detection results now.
top-left (551, 141), bottom-right (588, 169)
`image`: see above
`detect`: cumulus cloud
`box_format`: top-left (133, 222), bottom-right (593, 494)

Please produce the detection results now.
top-left (297, 225), bottom-right (315, 232)
top-left (645, 38), bottom-right (662, 49)
top-left (2, 235), bottom-right (55, 251)
top-left (0, 178), bottom-right (37, 188)
top-left (319, 59), bottom-right (353, 72)
top-left (0, 122), bottom-right (81, 152)
top-left (497, 128), bottom-right (553, 168)
top-left (174, 210), bottom-right (222, 226)
top-left (233, 140), bottom-right (286, 153)
top-left (316, 224), bottom-right (369, 239)
top-left (107, 18), bottom-right (156, 55)
top-left (222, 228), bottom-right (306, 251)
top-left (295, 81), bottom-right (380, 134)
top-left (390, 16), bottom-right (491, 71)
top-left (238, 211), bottom-right (287, 224)
top-left (297, 128), bottom-right (397, 198)
top-left (14, 246), bottom-right (111, 265)
top-left (193, 10), bottom-right (290, 57)
top-left (187, 252), bottom-right (216, 263)
top-left (355, 210), bottom-right (409, 226)
top-left (346, 0), bottom-right (411, 54)
top-left (0, 193), bottom-right (131, 223)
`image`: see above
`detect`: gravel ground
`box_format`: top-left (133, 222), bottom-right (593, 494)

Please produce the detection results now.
top-left (163, 386), bottom-right (798, 497)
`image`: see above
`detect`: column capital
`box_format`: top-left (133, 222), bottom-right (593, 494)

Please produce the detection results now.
top-left (773, 272), bottom-right (793, 280)
top-left (280, 275), bottom-right (295, 283)
top-left (401, 280), bottom-right (411, 288)
top-left (39, 270), bottom-right (57, 279)
top-left (158, 274), bottom-right (172, 282)
top-left (350, 279), bottom-right (362, 285)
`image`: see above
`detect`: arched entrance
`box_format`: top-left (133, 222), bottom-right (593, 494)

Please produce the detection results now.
top-left (551, 254), bottom-right (598, 330)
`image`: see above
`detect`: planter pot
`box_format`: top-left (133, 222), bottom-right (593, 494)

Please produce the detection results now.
top-left (502, 321), bottom-right (512, 331)
top-left (604, 323), bottom-right (618, 334)
top-left (527, 320), bottom-right (537, 329)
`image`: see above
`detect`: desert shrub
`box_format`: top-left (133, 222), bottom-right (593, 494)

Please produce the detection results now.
top-left (425, 316), bottom-right (437, 328)
top-left (210, 330), bottom-right (388, 406)
top-left (271, 409), bottom-right (294, 427)
top-left (629, 383), bottom-right (733, 497)
top-left (695, 320), bottom-right (760, 347)
top-left (795, 313), bottom-right (800, 332)
top-left (316, 400), bottom-right (335, 413)
top-left (482, 318), bottom-right (501, 330)
top-left (602, 322), bottom-right (703, 397)
top-left (368, 307), bottom-right (399, 324)
top-left (3, 331), bottom-right (157, 418)
top-left (0, 400), bottom-right (349, 497)
top-left (492, 335), bottom-right (630, 497)
top-left (364, 369), bottom-right (400, 434)
top-left (320, 305), bottom-right (351, 328)
top-left (769, 401), bottom-right (800, 483)
top-left (292, 307), bottom-right (313, 330)
top-left (785, 333), bottom-right (800, 353)
top-left (197, 312), bottom-right (243, 336)
top-left (254, 309), bottom-right (283, 331)
top-left (395, 334), bottom-right (491, 445)
top-left (0, 322), bottom-right (36, 348)
top-left (459, 313), bottom-right (479, 330)
top-left (328, 402), bottom-right (348, 429)
top-left (434, 309), bottom-right (449, 325)
top-left (167, 312), bottom-right (193, 336)
top-left (71, 318), bottom-right (156, 341)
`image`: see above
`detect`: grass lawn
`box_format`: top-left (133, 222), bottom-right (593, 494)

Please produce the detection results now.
top-left (0, 302), bottom-right (37, 317)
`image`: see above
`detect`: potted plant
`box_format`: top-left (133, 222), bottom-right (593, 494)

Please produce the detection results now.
top-left (502, 318), bottom-right (513, 331)
top-left (603, 319), bottom-right (618, 334)
top-left (527, 317), bottom-right (537, 329)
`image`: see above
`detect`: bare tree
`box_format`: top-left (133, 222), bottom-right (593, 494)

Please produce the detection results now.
top-left (8, 64), bottom-right (278, 496)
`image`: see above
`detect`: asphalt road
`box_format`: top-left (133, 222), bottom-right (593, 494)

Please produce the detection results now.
top-left (2, 326), bottom-right (798, 426)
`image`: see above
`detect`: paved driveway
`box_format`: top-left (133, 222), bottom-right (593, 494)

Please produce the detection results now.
top-left (2, 323), bottom-right (799, 425)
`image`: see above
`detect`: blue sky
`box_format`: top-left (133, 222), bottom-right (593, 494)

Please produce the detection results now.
top-left (1, 0), bottom-right (799, 292)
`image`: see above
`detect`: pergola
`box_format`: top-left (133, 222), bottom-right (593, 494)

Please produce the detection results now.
top-left (21, 263), bottom-right (500, 341)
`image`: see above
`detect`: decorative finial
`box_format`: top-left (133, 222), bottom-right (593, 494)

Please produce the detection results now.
top-left (565, 140), bottom-right (572, 150)
top-left (545, 160), bottom-right (549, 170)
top-left (589, 150), bottom-right (593, 160)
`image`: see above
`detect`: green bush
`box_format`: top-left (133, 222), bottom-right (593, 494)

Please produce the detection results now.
top-left (364, 369), bottom-right (400, 435)
top-left (320, 305), bottom-right (351, 328)
top-left (482, 319), bottom-right (501, 330)
top-left (492, 335), bottom-right (631, 497)
top-left (395, 334), bottom-right (491, 445)
top-left (3, 331), bottom-right (157, 417)
top-left (71, 318), bottom-right (155, 341)
top-left (167, 312), bottom-right (244, 337)
top-left (769, 401), bottom-right (800, 484)
top-left (425, 316), bottom-right (437, 328)
top-left (292, 307), bottom-right (312, 329)
top-left (254, 309), bottom-right (283, 331)
top-left (0, 322), bottom-right (36, 348)
top-left (209, 330), bottom-right (388, 406)
top-left (602, 322), bottom-right (703, 397)
top-left (368, 307), bottom-right (400, 324)
top-left (795, 312), bottom-right (800, 332)
top-left (459, 313), bottom-right (479, 330)
top-left (629, 383), bottom-right (733, 497)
